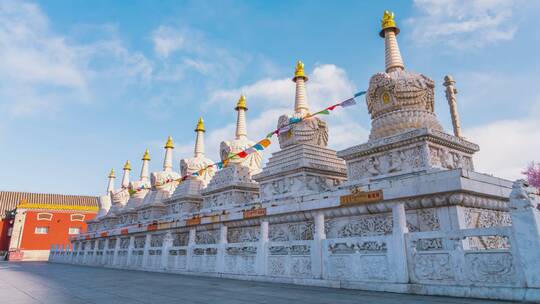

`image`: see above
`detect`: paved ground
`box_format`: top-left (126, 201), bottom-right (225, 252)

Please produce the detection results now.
top-left (0, 262), bottom-right (518, 304)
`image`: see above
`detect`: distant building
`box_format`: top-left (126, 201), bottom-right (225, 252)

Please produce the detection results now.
top-left (0, 191), bottom-right (98, 261)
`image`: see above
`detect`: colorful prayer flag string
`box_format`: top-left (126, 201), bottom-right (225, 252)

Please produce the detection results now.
top-left (166, 91), bottom-right (364, 186)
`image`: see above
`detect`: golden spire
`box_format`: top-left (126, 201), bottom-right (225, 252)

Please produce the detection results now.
top-left (123, 160), bottom-right (131, 171)
top-left (235, 94), bottom-right (248, 111)
top-left (293, 60), bottom-right (308, 81)
top-left (195, 117), bottom-right (205, 132)
top-left (380, 10), bottom-right (400, 37)
top-left (164, 136), bottom-right (174, 149)
top-left (142, 149), bottom-right (150, 161)
top-left (108, 168), bottom-right (115, 178)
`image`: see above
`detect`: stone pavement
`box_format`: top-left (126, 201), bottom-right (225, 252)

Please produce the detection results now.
top-left (0, 262), bottom-right (518, 304)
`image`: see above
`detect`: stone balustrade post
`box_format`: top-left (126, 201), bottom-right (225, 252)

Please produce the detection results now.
top-left (102, 238), bottom-right (109, 265)
top-left (216, 225), bottom-right (228, 273)
top-left (312, 212), bottom-right (326, 279)
top-left (112, 237), bottom-right (120, 266)
top-left (509, 180), bottom-right (540, 288)
top-left (187, 228), bottom-right (196, 271)
top-left (143, 233), bottom-right (152, 268)
top-left (92, 240), bottom-right (99, 265)
top-left (391, 202), bottom-right (410, 283)
top-left (126, 236), bottom-right (135, 267)
top-left (256, 221), bottom-right (269, 275)
top-left (162, 232), bottom-right (173, 271)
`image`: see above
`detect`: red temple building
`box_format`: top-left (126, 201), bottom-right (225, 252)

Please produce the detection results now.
top-left (0, 191), bottom-right (98, 261)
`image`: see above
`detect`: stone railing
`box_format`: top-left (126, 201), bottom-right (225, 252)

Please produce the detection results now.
top-left (49, 184), bottom-right (540, 302)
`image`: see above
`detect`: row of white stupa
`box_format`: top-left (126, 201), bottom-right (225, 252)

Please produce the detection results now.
top-left (93, 61), bottom-right (314, 226)
top-left (91, 10), bottom-right (467, 229)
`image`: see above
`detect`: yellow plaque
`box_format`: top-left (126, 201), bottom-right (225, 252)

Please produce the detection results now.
top-left (243, 208), bottom-right (267, 219)
top-left (186, 217), bottom-right (201, 226)
top-left (340, 190), bottom-right (383, 206)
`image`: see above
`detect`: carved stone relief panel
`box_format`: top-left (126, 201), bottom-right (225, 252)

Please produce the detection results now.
top-left (346, 145), bottom-right (427, 181)
top-left (428, 145), bottom-right (474, 171)
top-left (465, 253), bottom-right (516, 284)
top-left (108, 238), bottom-right (116, 249)
top-left (325, 214), bottom-right (393, 238)
top-left (406, 208), bottom-right (440, 232)
top-left (227, 226), bottom-right (260, 243)
top-left (196, 230), bottom-right (219, 244)
top-left (464, 207), bottom-right (512, 228)
top-left (173, 232), bottom-right (188, 247)
top-left (120, 238), bottom-right (130, 249)
top-left (413, 253), bottom-right (455, 282)
top-left (269, 221), bottom-right (314, 241)
top-left (134, 236), bottom-right (146, 249)
top-left (150, 234), bottom-right (164, 247)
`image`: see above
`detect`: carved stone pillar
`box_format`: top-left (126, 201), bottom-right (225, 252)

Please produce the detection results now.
top-left (216, 225), bottom-right (228, 273)
top-left (312, 212), bottom-right (326, 278)
top-left (256, 221), bottom-right (269, 275)
top-left (187, 228), bottom-right (196, 272)
top-left (509, 180), bottom-right (540, 288)
top-left (391, 203), bottom-right (410, 283)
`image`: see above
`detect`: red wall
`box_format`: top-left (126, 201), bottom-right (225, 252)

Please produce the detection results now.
top-left (0, 219), bottom-right (12, 252)
top-left (19, 211), bottom-right (96, 250)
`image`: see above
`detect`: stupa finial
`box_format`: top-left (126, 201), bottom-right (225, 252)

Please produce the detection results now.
top-left (235, 95), bottom-right (248, 139)
top-left (235, 94), bottom-right (247, 111)
top-left (293, 60), bottom-right (308, 81)
top-left (195, 117), bottom-right (205, 132)
top-left (142, 149), bottom-right (150, 161)
top-left (164, 136), bottom-right (174, 149)
top-left (108, 168), bottom-right (115, 178)
top-left (379, 10), bottom-right (404, 72)
top-left (123, 160), bottom-right (131, 171)
top-left (292, 60), bottom-right (310, 115)
top-left (194, 117), bottom-right (206, 157)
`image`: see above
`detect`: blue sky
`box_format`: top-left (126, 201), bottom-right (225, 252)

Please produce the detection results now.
top-left (1, 0), bottom-right (539, 195)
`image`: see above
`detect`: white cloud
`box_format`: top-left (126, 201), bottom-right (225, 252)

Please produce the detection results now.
top-left (408, 0), bottom-right (518, 49)
top-left (466, 115), bottom-right (540, 181)
top-left (152, 26), bottom-right (191, 58)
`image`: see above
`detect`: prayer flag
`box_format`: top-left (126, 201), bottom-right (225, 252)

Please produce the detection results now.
top-left (259, 138), bottom-right (271, 148)
top-left (192, 172), bottom-right (199, 176)
top-left (254, 144), bottom-right (264, 151)
top-left (289, 117), bottom-right (302, 124)
top-left (317, 109), bottom-right (330, 115)
top-left (340, 98), bottom-right (357, 107)
top-left (354, 91), bottom-right (366, 97)
top-left (327, 105), bottom-right (338, 111)
top-left (238, 151), bottom-right (248, 158)
top-left (266, 131), bottom-right (275, 138)
top-left (216, 162), bottom-right (223, 169)
top-left (245, 147), bottom-right (256, 154)
top-left (278, 125), bottom-right (291, 135)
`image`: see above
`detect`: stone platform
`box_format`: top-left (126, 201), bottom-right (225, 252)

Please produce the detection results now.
top-left (0, 262), bottom-right (515, 304)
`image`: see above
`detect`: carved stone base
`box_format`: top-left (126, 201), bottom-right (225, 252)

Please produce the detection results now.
top-left (201, 165), bottom-right (260, 213)
top-left (338, 128), bottom-right (479, 182)
top-left (254, 143), bottom-right (347, 202)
